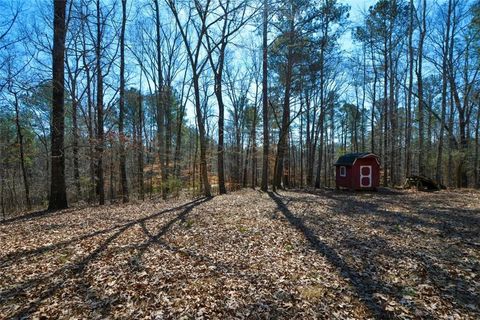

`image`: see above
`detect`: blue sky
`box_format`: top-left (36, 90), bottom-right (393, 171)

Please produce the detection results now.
top-left (339, 0), bottom-right (377, 53)
top-left (343, 0), bottom-right (377, 19)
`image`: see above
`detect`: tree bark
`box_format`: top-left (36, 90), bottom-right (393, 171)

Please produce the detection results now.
top-left (417, 0), bottom-right (426, 176)
top-left (475, 101), bottom-right (480, 188)
top-left (138, 87), bottom-right (145, 200)
top-left (273, 15), bottom-right (295, 191)
top-left (405, 0), bottom-right (414, 177)
top-left (251, 70), bottom-right (259, 189)
top-left (95, 0), bottom-right (105, 205)
top-left (71, 80), bottom-right (81, 197)
top-left (213, 47), bottom-right (227, 194)
top-left (436, 0), bottom-right (452, 184)
top-left (194, 76), bottom-right (211, 196)
top-left (315, 37), bottom-right (326, 189)
top-left (261, 0), bottom-right (269, 192)
top-left (371, 41), bottom-right (377, 154)
top-left (154, 0), bottom-right (166, 199)
top-left (383, 34), bottom-right (389, 186)
top-left (119, 0), bottom-right (129, 203)
top-left (13, 93), bottom-right (31, 210)
top-left (48, 0), bottom-right (68, 211)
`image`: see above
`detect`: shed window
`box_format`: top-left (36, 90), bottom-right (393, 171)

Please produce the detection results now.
top-left (340, 166), bottom-right (346, 177)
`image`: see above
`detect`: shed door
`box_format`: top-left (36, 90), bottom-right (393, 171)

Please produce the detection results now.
top-left (360, 166), bottom-right (372, 187)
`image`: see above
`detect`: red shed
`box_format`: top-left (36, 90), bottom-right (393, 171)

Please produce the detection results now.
top-left (334, 153), bottom-right (380, 191)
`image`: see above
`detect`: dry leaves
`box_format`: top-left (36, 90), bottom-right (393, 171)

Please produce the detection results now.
top-left (0, 188), bottom-right (479, 319)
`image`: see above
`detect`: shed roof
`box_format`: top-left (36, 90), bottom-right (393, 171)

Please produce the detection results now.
top-left (334, 152), bottom-right (379, 166)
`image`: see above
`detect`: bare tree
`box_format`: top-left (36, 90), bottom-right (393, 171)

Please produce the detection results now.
top-left (204, 0), bottom-right (251, 194)
top-left (166, 0), bottom-right (212, 197)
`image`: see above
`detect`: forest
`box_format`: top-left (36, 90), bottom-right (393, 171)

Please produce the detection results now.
top-left (0, 0), bottom-right (477, 213)
top-left (0, 0), bottom-right (480, 318)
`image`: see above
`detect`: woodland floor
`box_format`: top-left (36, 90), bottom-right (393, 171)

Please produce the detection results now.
top-left (0, 188), bottom-right (479, 319)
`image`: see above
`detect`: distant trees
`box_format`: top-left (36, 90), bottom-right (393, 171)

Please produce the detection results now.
top-left (268, 0), bottom-right (348, 190)
top-left (1, 0), bottom-right (480, 217)
top-left (204, 0), bottom-right (251, 193)
top-left (0, 2), bottom-right (20, 93)
top-left (166, 0), bottom-right (213, 197)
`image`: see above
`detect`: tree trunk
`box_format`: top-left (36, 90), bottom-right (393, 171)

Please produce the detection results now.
top-left (383, 37), bottom-right (389, 187)
top-left (95, 0), bottom-right (105, 205)
top-left (417, 0), bottom-right (426, 176)
top-left (315, 117), bottom-right (324, 188)
top-left (315, 41), bottom-right (326, 189)
top-left (389, 33), bottom-right (396, 185)
top-left (436, 0), bottom-right (452, 184)
top-left (154, 0), bottom-right (166, 198)
top-left (174, 102), bottom-right (185, 179)
top-left (251, 79), bottom-right (259, 189)
top-left (299, 102), bottom-right (304, 187)
top-left (261, 0), bottom-right (269, 192)
top-left (405, 0), bottom-right (414, 177)
top-left (13, 93), bottom-right (31, 210)
top-left (274, 48), bottom-right (293, 190)
top-left (81, 24), bottom-right (96, 203)
top-left (449, 55), bottom-right (468, 187)
top-left (371, 42), bottom-right (377, 154)
top-left (215, 63), bottom-right (227, 194)
top-left (48, 0), bottom-right (68, 211)
top-left (109, 141), bottom-right (115, 200)
top-left (235, 111), bottom-right (242, 187)
top-left (361, 44), bottom-right (367, 152)
top-left (1, 166), bottom-right (4, 220)
top-left (165, 87), bottom-right (172, 185)
top-left (274, 13), bottom-right (296, 191)
top-left (71, 81), bottom-right (81, 197)
top-left (138, 88), bottom-right (145, 200)
top-left (193, 76), bottom-right (211, 197)
top-left (448, 93), bottom-right (454, 187)
top-left (119, 0), bottom-right (129, 203)
top-left (475, 103), bottom-right (480, 188)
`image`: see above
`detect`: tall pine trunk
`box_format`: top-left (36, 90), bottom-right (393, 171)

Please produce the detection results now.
top-left (274, 47), bottom-right (293, 190)
top-left (274, 14), bottom-right (295, 191)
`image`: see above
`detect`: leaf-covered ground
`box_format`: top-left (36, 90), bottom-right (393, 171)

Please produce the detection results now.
top-left (1, 188), bottom-right (479, 319)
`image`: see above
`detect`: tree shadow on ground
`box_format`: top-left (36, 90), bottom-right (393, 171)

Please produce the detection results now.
top-left (277, 190), bottom-right (479, 317)
top-left (268, 191), bottom-right (399, 319)
top-left (1, 209), bottom-right (52, 224)
top-left (302, 189), bottom-right (479, 244)
top-left (0, 196), bottom-right (212, 319)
